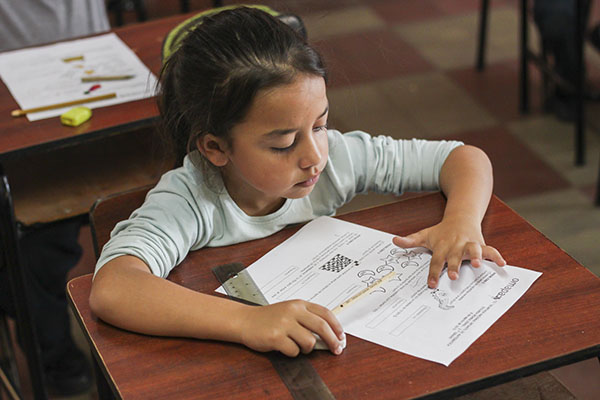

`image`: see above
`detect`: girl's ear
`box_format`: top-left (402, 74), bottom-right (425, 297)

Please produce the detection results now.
top-left (196, 134), bottom-right (230, 167)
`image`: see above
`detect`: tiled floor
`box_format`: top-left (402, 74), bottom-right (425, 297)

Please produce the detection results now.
top-left (27, 1), bottom-right (600, 399)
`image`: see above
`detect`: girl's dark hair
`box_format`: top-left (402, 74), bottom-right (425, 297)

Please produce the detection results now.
top-left (157, 6), bottom-right (328, 167)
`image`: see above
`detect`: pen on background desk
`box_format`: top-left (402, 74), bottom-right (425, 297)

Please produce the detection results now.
top-left (10, 92), bottom-right (117, 117)
top-left (81, 75), bottom-right (135, 82)
top-left (331, 270), bottom-right (396, 315)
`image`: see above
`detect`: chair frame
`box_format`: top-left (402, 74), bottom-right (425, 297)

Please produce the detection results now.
top-left (0, 165), bottom-right (47, 399)
top-left (86, 184), bottom-right (152, 399)
top-left (477, 0), bottom-right (600, 205)
top-left (476, 0), bottom-right (587, 165)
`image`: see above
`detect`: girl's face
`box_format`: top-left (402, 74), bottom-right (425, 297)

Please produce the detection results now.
top-left (220, 74), bottom-right (329, 216)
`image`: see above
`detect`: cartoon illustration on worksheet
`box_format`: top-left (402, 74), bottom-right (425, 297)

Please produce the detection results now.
top-left (431, 288), bottom-right (454, 310)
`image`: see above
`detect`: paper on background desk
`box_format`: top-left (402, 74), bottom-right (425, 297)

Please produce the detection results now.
top-left (0, 33), bottom-right (157, 121)
top-left (216, 216), bottom-right (542, 366)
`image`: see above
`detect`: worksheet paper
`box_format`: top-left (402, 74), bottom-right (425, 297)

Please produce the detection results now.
top-left (0, 33), bottom-right (157, 121)
top-left (217, 216), bottom-right (542, 366)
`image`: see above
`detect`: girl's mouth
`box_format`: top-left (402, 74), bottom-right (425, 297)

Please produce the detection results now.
top-left (296, 173), bottom-right (320, 187)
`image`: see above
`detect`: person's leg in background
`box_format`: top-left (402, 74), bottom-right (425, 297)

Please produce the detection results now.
top-left (0, 217), bottom-right (92, 396)
top-left (533, 0), bottom-right (592, 121)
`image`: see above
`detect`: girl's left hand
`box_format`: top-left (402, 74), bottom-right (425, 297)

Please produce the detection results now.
top-left (392, 215), bottom-right (506, 288)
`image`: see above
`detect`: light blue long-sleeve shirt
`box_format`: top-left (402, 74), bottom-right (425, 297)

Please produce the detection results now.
top-left (95, 130), bottom-right (462, 278)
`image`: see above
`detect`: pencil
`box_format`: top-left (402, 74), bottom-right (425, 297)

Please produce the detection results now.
top-left (62, 55), bottom-right (84, 62)
top-left (81, 75), bottom-right (135, 82)
top-left (331, 270), bottom-right (396, 315)
top-left (11, 93), bottom-right (117, 117)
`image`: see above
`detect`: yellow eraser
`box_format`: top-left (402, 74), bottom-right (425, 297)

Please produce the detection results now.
top-left (60, 106), bottom-right (92, 127)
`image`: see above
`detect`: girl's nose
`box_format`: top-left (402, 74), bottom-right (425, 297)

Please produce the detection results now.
top-left (299, 134), bottom-right (322, 170)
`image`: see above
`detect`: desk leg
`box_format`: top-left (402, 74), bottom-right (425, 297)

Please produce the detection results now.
top-left (93, 359), bottom-right (115, 400)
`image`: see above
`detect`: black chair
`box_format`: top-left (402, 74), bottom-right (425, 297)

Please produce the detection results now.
top-left (106, 0), bottom-right (147, 26)
top-left (476, 0), bottom-right (587, 166)
top-left (107, 0), bottom-right (225, 26)
top-left (0, 312), bottom-right (20, 399)
top-left (86, 185), bottom-right (152, 400)
top-left (0, 165), bottom-right (47, 399)
top-left (180, 0), bottom-right (223, 13)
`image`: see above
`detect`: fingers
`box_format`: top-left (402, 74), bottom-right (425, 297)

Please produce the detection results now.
top-left (467, 243), bottom-right (506, 267)
top-left (482, 245), bottom-right (506, 266)
top-left (392, 231), bottom-right (424, 248)
top-left (303, 303), bottom-right (345, 355)
top-left (287, 325), bottom-right (317, 355)
top-left (428, 242), bottom-right (506, 288)
top-left (428, 250), bottom-right (446, 288)
top-left (465, 242), bottom-right (483, 268)
top-left (265, 301), bottom-right (344, 357)
top-left (278, 336), bottom-right (304, 357)
top-left (306, 303), bottom-right (345, 340)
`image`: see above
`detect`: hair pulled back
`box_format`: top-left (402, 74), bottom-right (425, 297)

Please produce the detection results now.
top-left (158, 7), bottom-right (328, 166)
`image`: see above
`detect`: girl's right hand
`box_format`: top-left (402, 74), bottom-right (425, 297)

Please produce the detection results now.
top-left (238, 300), bottom-right (345, 357)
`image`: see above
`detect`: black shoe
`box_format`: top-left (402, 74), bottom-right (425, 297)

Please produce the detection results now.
top-left (44, 346), bottom-right (92, 396)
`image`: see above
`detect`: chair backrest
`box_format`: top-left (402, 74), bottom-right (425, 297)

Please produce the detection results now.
top-left (0, 166), bottom-right (47, 399)
top-left (89, 185), bottom-right (153, 259)
top-left (161, 5), bottom-right (307, 65)
top-left (162, 5), bottom-right (279, 64)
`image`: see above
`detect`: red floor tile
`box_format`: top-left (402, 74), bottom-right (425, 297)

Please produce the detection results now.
top-left (445, 125), bottom-right (571, 199)
top-left (370, 0), bottom-right (445, 24)
top-left (448, 61), bottom-right (544, 121)
top-left (314, 29), bottom-right (434, 88)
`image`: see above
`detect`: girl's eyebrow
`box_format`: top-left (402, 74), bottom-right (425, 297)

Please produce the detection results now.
top-left (262, 105), bottom-right (329, 137)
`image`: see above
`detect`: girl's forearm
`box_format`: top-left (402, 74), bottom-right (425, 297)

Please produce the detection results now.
top-left (439, 145), bottom-right (493, 224)
top-left (89, 255), bottom-right (248, 343)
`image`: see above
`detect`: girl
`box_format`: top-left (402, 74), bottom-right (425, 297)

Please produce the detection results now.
top-left (90, 7), bottom-right (505, 357)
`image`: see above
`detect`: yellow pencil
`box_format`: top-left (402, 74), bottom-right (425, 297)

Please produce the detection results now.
top-left (11, 93), bottom-right (117, 117)
top-left (332, 270), bottom-right (396, 314)
top-left (62, 55), bottom-right (84, 62)
top-left (81, 75), bottom-right (135, 82)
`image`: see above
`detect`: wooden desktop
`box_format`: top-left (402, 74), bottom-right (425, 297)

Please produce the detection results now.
top-left (68, 192), bottom-right (600, 399)
top-left (0, 13), bottom-right (193, 225)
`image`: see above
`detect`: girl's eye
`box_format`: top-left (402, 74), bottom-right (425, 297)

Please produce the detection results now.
top-left (271, 145), bottom-right (294, 153)
top-left (270, 124), bottom-right (327, 153)
top-left (313, 123), bottom-right (328, 132)
top-left (271, 140), bottom-right (296, 153)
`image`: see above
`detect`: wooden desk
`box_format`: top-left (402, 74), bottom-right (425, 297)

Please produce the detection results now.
top-left (0, 14), bottom-right (193, 224)
top-left (0, 13), bottom-right (191, 160)
top-left (67, 193), bottom-right (600, 399)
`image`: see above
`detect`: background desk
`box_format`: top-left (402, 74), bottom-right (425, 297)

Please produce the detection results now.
top-left (0, 13), bottom-right (193, 225)
top-left (68, 193), bottom-right (600, 399)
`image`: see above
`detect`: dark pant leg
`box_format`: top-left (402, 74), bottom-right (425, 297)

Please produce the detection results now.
top-left (533, 0), bottom-right (590, 90)
top-left (0, 217), bottom-right (83, 369)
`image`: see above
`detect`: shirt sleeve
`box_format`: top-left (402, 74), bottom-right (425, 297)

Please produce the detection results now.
top-left (94, 175), bottom-right (206, 279)
top-left (330, 130), bottom-right (463, 195)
